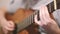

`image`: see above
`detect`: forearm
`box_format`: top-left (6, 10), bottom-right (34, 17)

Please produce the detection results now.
top-left (55, 29), bottom-right (60, 34)
top-left (0, 10), bottom-right (7, 24)
top-left (47, 28), bottom-right (60, 34)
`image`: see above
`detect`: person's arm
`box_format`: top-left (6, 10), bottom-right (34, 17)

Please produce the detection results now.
top-left (34, 6), bottom-right (60, 34)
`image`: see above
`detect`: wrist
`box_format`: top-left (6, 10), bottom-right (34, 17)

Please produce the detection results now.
top-left (0, 10), bottom-right (6, 18)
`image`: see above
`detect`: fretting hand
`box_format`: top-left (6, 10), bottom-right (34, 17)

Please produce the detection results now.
top-left (34, 6), bottom-right (60, 34)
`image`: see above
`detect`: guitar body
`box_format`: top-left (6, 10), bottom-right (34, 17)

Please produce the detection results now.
top-left (6, 9), bottom-right (34, 22)
top-left (5, 8), bottom-right (40, 34)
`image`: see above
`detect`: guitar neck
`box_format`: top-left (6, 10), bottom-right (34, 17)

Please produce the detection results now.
top-left (16, 10), bottom-right (39, 32)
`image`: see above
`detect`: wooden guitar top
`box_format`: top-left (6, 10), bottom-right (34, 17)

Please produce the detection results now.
top-left (5, 8), bottom-right (40, 34)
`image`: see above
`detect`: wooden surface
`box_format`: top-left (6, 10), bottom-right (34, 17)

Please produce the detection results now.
top-left (0, 8), bottom-right (54, 34)
top-left (18, 23), bottom-right (40, 34)
top-left (5, 8), bottom-right (40, 34)
top-left (6, 9), bottom-right (34, 23)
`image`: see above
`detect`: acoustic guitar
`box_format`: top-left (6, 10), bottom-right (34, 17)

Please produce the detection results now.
top-left (5, 8), bottom-right (40, 34)
top-left (0, 0), bottom-right (55, 34)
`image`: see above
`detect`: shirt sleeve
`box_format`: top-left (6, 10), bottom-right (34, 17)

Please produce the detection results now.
top-left (53, 9), bottom-right (60, 26)
top-left (31, 0), bottom-right (53, 10)
top-left (0, 0), bottom-right (26, 13)
top-left (7, 0), bottom-right (26, 13)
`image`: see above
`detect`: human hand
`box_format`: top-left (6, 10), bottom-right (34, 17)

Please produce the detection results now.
top-left (34, 6), bottom-right (60, 34)
top-left (0, 4), bottom-right (14, 34)
top-left (1, 20), bottom-right (15, 34)
top-left (0, 10), bottom-right (14, 34)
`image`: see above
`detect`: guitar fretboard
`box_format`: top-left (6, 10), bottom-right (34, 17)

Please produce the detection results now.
top-left (16, 10), bottom-right (39, 32)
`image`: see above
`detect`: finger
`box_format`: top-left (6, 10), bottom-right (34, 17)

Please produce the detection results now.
top-left (40, 6), bottom-right (50, 19)
top-left (2, 28), bottom-right (8, 34)
top-left (8, 21), bottom-right (14, 25)
top-left (39, 6), bottom-right (47, 21)
top-left (3, 21), bottom-right (14, 31)
top-left (34, 15), bottom-right (43, 26)
top-left (9, 21), bottom-right (14, 27)
top-left (4, 26), bottom-right (14, 31)
top-left (6, 25), bottom-right (14, 30)
top-left (7, 21), bottom-right (15, 28)
top-left (6, 24), bottom-right (14, 31)
top-left (42, 6), bottom-right (51, 20)
top-left (41, 6), bottom-right (52, 24)
top-left (39, 7), bottom-right (47, 25)
top-left (39, 6), bottom-right (51, 24)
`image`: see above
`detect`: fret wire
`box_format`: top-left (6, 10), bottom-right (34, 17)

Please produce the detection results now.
top-left (16, 10), bottom-right (39, 32)
top-left (49, 3), bottom-right (52, 13)
top-left (54, 0), bottom-right (57, 10)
